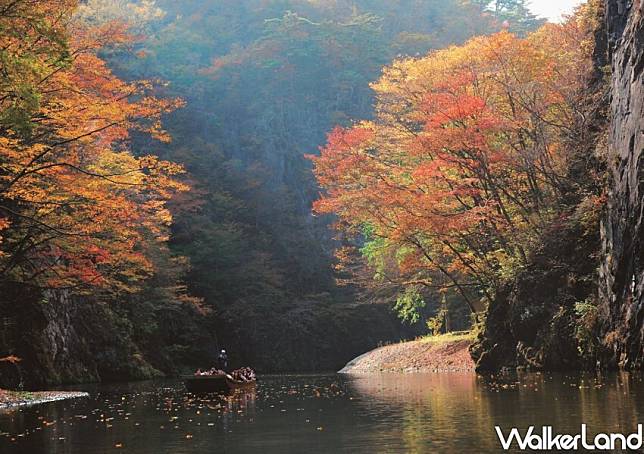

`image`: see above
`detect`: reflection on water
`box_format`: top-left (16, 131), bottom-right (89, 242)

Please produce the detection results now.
top-left (349, 372), bottom-right (644, 452)
top-left (1, 372), bottom-right (643, 453)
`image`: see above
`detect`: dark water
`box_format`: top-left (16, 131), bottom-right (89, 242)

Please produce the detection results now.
top-left (1, 372), bottom-right (643, 453)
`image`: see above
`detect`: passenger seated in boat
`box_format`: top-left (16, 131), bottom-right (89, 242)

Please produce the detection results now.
top-left (231, 367), bottom-right (256, 382)
top-left (193, 368), bottom-right (226, 376)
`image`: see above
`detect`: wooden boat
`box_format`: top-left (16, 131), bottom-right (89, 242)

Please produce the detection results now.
top-left (184, 374), bottom-right (228, 393)
top-left (184, 374), bottom-right (256, 393)
top-left (225, 376), bottom-right (257, 392)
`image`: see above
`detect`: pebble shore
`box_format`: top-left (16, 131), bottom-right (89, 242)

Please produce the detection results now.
top-left (339, 333), bottom-right (475, 373)
top-left (0, 390), bottom-right (89, 410)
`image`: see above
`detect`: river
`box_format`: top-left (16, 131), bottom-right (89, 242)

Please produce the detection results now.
top-left (1, 372), bottom-right (643, 453)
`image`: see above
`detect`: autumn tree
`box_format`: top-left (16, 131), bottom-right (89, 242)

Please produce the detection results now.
top-left (0, 0), bottom-right (186, 293)
top-left (311, 9), bottom-right (596, 315)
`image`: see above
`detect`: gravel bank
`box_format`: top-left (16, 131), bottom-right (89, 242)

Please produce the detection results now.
top-left (0, 390), bottom-right (89, 410)
top-left (339, 334), bottom-right (475, 373)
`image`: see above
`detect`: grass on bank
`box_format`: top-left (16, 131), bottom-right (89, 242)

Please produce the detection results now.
top-left (417, 331), bottom-right (475, 344)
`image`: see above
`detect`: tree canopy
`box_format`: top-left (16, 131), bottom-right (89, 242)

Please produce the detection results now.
top-left (311, 5), bottom-right (599, 316)
top-left (0, 0), bottom-right (185, 293)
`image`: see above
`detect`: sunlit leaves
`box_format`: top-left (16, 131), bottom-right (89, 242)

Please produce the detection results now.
top-left (0, 0), bottom-right (186, 293)
top-left (394, 287), bottom-right (426, 324)
top-left (311, 17), bottom-right (593, 311)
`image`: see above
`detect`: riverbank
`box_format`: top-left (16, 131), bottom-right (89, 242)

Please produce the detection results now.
top-left (339, 332), bottom-right (475, 373)
top-left (0, 389), bottom-right (89, 410)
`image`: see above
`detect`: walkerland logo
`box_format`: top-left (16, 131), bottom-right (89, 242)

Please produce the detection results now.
top-left (495, 424), bottom-right (643, 451)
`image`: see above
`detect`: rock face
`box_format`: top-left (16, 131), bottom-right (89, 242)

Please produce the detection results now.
top-left (471, 222), bottom-right (599, 371)
top-left (0, 287), bottom-right (215, 388)
top-left (0, 288), bottom-right (95, 388)
top-left (599, 0), bottom-right (644, 369)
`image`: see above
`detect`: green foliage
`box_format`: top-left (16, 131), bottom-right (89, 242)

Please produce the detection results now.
top-left (426, 296), bottom-right (449, 335)
top-left (0, 1), bottom-right (71, 136)
top-left (394, 287), bottom-right (426, 324)
top-left (574, 299), bottom-right (599, 357)
top-left (472, 0), bottom-right (546, 34)
top-left (360, 224), bottom-right (389, 281)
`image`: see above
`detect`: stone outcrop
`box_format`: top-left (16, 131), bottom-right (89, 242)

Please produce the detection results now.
top-left (599, 0), bottom-right (644, 368)
top-left (0, 287), bottom-right (214, 388)
top-left (471, 221), bottom-right (599, 371)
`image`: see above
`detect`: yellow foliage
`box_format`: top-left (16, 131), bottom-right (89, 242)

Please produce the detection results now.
top-left (0, 1), bottom-right (186, 293)
top-left (312, 13), bottom-right (595, 309)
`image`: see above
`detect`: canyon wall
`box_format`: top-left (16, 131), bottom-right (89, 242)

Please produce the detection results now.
top-left (599, 0), bottom-right (644, 368)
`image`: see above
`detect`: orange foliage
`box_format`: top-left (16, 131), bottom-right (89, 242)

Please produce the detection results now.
top-left (311, 14), bottom-right (596, 310)
top-left (0, 1), bottom-right (186, 293)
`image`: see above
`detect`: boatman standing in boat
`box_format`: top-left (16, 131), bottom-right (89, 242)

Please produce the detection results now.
top-left (218, 349), bottom-right (229, 371)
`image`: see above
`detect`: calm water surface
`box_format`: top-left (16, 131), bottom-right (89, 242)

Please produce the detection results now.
top-left (1, 372), bottom-right (643, 453)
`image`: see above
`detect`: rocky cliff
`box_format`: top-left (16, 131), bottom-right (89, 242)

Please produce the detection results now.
top-left (599, 0), bottom-right (644, 369)
top-left (0, 287), bottom-right (216, 389)
top-left (471, 220), bottom-right (600, 371)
